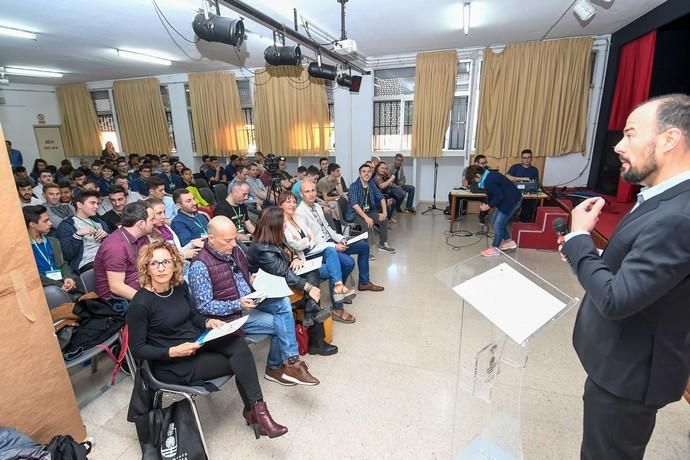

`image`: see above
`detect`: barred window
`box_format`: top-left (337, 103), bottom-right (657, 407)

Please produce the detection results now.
top-left (373, 100), bottom-right (401, 151)
top-left (242, 107), bottom-right (255, 149)
top-left (446, 96), bottom-right (468, 150)
top-left (327, 103), bottom-right (335, 151)
top-left (90, 90), bottom-right (120, 152)
top-left (403, 101), bottom-right (413, 150)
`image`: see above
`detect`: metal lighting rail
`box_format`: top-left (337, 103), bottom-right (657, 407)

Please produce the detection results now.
top-left (220, 0), bottom-right (370, 75)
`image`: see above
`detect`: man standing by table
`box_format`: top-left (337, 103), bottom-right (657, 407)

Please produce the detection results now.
top-left (560, 94), bottom-right (690, 460)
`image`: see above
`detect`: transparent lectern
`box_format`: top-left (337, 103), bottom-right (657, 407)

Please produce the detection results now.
top-left (436, 252), bottom-right (579, 460)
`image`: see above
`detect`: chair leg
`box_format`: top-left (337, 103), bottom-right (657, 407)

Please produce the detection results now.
top-left (181, 394), bottom-right (210, 458)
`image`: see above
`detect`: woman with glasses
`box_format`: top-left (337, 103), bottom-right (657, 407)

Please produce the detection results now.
top-left (127, 241), bottom-right (287, 439)
top-left (278, 191), bottom-right (357, 323)
top-left (148, 198), bottom-right (203, 261)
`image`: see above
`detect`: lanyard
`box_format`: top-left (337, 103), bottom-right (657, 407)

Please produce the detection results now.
top-left (363, 185), bottom-right (370, 207)
top-left (192, 214), bottom-right (206, 231)
top-left (165, 174), bottom-right (175, 185)
top-left (231, 205), bottom-right (244, 225)
top-left (75, 216), bottom-right (99, 230)
top-left (310, 206), bottom-right (330, 237)
top-left (31, 238), bottom-right (55, 271)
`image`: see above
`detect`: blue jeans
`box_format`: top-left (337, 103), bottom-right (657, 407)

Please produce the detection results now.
top-left (401, 184), bottom-right (416, 209)
top-left (243, 297), bottom-right (298, 369)
top-left (491, 202), bottom-right (522, 248)
top-left (319, 249), bottom-right (355, 310)
top-left (344, 240), bottom-right (370, 284)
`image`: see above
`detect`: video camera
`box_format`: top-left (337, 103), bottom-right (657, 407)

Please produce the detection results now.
top-left (264, 153), bottom-right (282, 179)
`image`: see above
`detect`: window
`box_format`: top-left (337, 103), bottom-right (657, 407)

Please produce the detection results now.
top-left (403, 101), bottom-right (413, 150)
top-left (446, 96), bottom-right (468, 150)
top-left (327, 103), bottom-right (335, 151)
top-left (185, 86), bottom-right (196, 152)
top-left (373, 100), bottom-right (401, 151)
top-left (90, 90), bottom-right (120, 152)
top-left (160, 86), bottom-right (177, 153)
top-left (242, 107), bottom-right (255, 149)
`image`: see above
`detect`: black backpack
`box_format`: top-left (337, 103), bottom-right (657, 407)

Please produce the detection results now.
top-left (63, 297), bottom-right (125, 360)
top-left (45, 435), bottom-right (91, 459)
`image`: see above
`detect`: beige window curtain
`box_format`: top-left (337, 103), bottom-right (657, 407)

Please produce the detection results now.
top-left (411, 50), bottom-right (458, 158)
top-left (113, 77), bottom-right (170, 154)
top-left (56, 84), bottom-right (102, 156)
top-left (476, 37), bottom-right (593, 159)
top-left (188, 71), bottom-right (247, 156)
top-left (254, 66), bottom-right (330, 156)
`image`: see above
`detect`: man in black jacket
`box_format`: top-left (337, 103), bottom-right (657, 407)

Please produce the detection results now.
top-left (561, 94), bottom-right (690, 459)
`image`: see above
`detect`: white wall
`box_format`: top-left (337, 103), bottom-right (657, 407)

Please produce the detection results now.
top-left (0, 83), bottom-right (61, 168)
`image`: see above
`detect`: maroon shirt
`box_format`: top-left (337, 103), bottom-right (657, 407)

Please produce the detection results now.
top-left (94, 228), bottom-right (148, 299)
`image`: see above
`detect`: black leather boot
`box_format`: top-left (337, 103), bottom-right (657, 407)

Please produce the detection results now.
top-left (308, 322), bottom-right (338, 356)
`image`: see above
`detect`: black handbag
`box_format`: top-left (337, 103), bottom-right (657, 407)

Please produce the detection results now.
top-left (141, 399), bottom-right (207, 460)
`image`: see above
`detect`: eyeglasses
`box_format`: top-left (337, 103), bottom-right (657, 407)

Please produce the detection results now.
top-left (149, 259), bottom-right (173, 269)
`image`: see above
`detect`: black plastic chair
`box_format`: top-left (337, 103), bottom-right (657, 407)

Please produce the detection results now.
top-left (80, 268), bottom-right (96, 293)
top-left (213, 183), bottom-right (228, 203)
top-left (141, 361), bottom-right (232, 458)
top-left (195, 178), bottom-right (210, 189)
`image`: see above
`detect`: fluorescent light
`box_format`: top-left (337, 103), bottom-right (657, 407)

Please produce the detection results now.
top-left (116, 49), bottom-right (172, 66)
top-left (0, 25), bottom-right (37, 40)
top-left (463, 2), bottom-right (471, 35)
top-left (4, 66), bottom-right (63, 78)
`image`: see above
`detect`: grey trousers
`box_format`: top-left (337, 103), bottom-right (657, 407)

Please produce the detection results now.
top-left (354, 210), bottom-right (387, 246)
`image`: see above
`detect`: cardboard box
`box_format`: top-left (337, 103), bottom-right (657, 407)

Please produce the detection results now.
top-left (0, 124), bottom-right (86, 443)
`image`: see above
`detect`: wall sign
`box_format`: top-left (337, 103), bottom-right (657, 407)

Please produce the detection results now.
top-left (33, 125), bottom-right (65, 165)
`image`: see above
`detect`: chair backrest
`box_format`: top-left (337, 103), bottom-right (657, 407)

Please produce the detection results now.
top-left (195, 178), bottom-right (209, 189)
top-left (44, 285), bottom-right (73, 309)
top-left (199, 187), bottom-right (216, 206)
top-left (213, 183), bottom-right (228, 203)
top-left (80, 268), bottom-right (96, 293)
top-left (337, 196), bottom-right (350, 223)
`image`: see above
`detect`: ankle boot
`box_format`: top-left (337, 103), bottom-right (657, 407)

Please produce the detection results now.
top-left (242, 407), bottom-right (255, 426)
top-left (308, 323), bottom-right (338, 356)
top-left (250, 402), bottom-right (288, 439)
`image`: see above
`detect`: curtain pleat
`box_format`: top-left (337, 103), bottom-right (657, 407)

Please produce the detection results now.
top-left (254, 66), bottom-right (330, 156)
top-left (411, 50), bottom-right (458, 158)
top-left (113, 77), bottom-right (170, 154)
top-left (189, 71), bottom-right (248, 156)
top-left (56, 84), bottom-right (102, 156)
top-left (477, 37), bottom-right (593, 158)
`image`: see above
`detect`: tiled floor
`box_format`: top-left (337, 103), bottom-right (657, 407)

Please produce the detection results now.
top-left (71, 210), bottom-right (690, 459)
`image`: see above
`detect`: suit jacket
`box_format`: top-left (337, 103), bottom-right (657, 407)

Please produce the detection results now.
top-left (562, 179), bottom-right (690, 407)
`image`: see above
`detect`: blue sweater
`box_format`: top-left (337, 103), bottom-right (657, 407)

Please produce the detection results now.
top-left (483, 171), bottom-right (522, 215)
top-left (171, 212), bottom-right (209, 247)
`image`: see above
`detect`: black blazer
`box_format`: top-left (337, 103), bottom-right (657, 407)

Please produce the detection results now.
top-left (562, 179), bottom-right (690, 407)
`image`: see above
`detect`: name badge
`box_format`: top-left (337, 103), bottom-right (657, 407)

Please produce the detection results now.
top-left (46, 270), bottom-right (63, 281)
top-left (200, 231), bottom-right (209, 238)
top-left (363, 205), bottom-right (370, 212)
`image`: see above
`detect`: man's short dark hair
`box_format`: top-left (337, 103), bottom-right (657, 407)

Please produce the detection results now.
top-left (320, 157), bottom-right (329, 163)
top-left (651, 93), bottom-right (690, 140)
top-left (43, 183), bottom-right (59, 193)
top-left (306, 166), bottom-right (320, 177)
top-left (474, 154), bottom-right (487, 164)
top-left (297, 166), bottom-right (307, 174)
top-left (327, 163), bottom-right (341, 175)
top-left (202, 155), bottom-right (210, 162)
top-left (16, 177), bottom-right (33, 189)
top-left (160, 159), bottom-right (171, 166)
top-left (13, 166), bottom-right (27, 174)
top-left (394, 153), bottom-right (403, 159)
top-left (521, 149), bottom-right (533, 157)
top-left (120, 201), bottom-right (151, 227)
top-left (91, 159), bottom-right (104, 167)
top-left (58, 180), bottom-right (72, 189)
top-left (173, 188), bottom-right (191, 204)
top-left (74, 190), bottom-right (100, 206)
top-left (138, 164), bottom-right (151, 172)
top-left (84, 178), bottom-right (99, 187)
top-left (181, 167), bottom-right (192, 175)
top-left (147, 175), bottom-right (165, 191)
top-left (209, 156), bottom-right (218, 162)
top-left (230, 154), bottom-right (239, 162)
top-left (72, 170), bottom-right (86, 179)
top-left (23, 205), bottom-right (47, 227)
top-left (358, 163), bottom-right (372, 173)
top-left (116, 157), bottom-right (127, 164)
top-left (109, 184), bottom-right (127, 197)
top-left (102, 164), bottom-right (115, 173)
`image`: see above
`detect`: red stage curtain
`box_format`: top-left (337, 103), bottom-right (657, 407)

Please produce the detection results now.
top-left (609, 31), bottom-right (657, 130)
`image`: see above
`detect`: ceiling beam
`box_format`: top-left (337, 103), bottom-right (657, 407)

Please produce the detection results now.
top-left (219, 0), bottom-right (370, 74)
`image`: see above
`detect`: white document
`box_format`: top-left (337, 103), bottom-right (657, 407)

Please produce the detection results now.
top-left (453, 263), bottom-right (566, 345)
top-left (346, 231), bottom-right (368, 245)
top-left (295, 256), bottom-right (322, 275)
top-left (252, 269), bottom-right (293, 298)
top-left (197, 315), bottom-right (248, 344)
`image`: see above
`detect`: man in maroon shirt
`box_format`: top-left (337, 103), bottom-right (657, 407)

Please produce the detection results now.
top-left (94, 201), bottom-right (154, 312)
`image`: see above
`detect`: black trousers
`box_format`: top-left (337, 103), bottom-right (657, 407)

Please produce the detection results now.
top-left (189, 334), bottom-right (263, 409)
top-left (581, 377), bottom-right (660, 460)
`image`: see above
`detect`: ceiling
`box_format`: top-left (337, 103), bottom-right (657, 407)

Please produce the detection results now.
top-left (0, 0), bottom-right (668, 85)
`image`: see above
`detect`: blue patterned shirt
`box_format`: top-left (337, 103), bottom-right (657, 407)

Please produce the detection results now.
top-left (188, 260), bottom-right (251, 316)
top-left (346, 177), bottom-right (383, 221)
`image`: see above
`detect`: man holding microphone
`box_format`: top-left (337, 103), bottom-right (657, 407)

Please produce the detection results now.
top-left (560, 94), bottom-right (690, 459)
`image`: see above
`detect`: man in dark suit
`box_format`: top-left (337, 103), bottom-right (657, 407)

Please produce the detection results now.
top-left (561, 94), bottom-right (690, 459)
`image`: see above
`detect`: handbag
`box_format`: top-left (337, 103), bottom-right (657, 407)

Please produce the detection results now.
top-left (142, 399), bottom-right (207, 460)
top-left (295, 322), bottom-right (309, 355)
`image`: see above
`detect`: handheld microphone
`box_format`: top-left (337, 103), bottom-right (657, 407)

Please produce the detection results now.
top-left (552, 217), bottom-right (568, 236)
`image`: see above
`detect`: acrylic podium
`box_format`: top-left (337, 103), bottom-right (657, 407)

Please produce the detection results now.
top-left (436, 252), bottom-right (578, 459)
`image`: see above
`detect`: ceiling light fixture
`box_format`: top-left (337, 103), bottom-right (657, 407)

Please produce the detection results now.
top-left (3, 66), bottom-right (63, 78)
top-left (0, 25), bottom-right (37, 40)
top-left (192, 12), bottom-right (245, 47)
top-left (264, 45), bottom-right (302, 66)
top-left (573, 0), bottom-right (596, 22)
top-left (336, 70), bottom-right (362, 93)
top-left (463, 1), bottom-right (471, 36)
top-left (116, 49), bottom-right (172, 66)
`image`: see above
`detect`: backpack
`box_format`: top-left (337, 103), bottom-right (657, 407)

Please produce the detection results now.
top-left (63, 297), bottom-right (124, 360)
top-left (45, 435), bottom-right (91, 460)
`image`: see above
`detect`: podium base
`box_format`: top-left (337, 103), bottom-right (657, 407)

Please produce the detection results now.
top-left (456, 436), bottom-right (516, 460)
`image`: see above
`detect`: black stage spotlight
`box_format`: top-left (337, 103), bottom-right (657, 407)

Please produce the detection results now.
top-left (264, 45), bottom-right (302, 66)
top-left (336, 73), bottom-right (362, 93)
top-left (308, 62), bottom-right (338, 81)
top-left (193, 12), bottom-right (245, 47)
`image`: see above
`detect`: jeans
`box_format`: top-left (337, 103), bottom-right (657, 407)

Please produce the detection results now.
top-left (319, 248), bottom-right (355, 310)
top-left (344, 240), bottom-right (370, 284)
top-left (401, 184), bottom-right (416, 209)
top-left (354, 210), bottom-right (387, 245)
top-left (243, 296), bottom-right (298, 369)
top-left (491, 201), bottom-right (522, 248)
top-left (390, 186), bottom-right (406, 212)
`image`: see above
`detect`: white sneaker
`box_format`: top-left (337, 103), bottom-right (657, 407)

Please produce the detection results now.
top-left (377, 243), bottom-right (396, 254)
